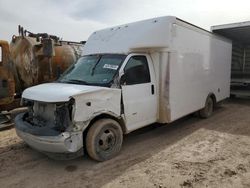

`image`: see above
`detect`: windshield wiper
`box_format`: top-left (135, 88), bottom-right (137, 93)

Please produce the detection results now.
top-left (62, 79), bottom-right (89, 85)
top-left (91, 55), bottom-right (102, 76)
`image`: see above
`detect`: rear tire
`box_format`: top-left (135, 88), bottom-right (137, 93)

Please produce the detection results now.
top-left (86, 118), bottom-right (123, 161)
top-left (199, 96), bottom-right (214, 118)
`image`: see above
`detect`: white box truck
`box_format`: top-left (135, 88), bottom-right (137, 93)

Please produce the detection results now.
top-left (15, 16), bottom-right (232, 161)
top-left (212, 22), bottom-right (250, 96)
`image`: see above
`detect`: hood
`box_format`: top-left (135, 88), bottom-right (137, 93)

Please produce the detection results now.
top-left (22, 83), bottom-right (109, 102)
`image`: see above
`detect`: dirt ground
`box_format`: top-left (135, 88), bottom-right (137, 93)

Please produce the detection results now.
top-left (0, 98), bottom-right (250, 188)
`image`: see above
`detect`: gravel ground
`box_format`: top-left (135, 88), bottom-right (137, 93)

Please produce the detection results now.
top-left (0, 98), bottom-right (250, 188)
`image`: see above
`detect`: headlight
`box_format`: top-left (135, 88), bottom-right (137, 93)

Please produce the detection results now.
top-left (68, 98), bottom-right (75, 121)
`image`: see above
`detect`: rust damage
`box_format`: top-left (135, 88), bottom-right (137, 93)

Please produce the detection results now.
top-left (11, 26), bottom-right (84, 93)
top-left (0, 26), bottom-right (85, 112)
top-left (0, 40), bottom-right (15, 111)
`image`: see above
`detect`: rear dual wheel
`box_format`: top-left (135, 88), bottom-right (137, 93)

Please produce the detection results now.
top-left (86, 119), bottom-right (123, 161)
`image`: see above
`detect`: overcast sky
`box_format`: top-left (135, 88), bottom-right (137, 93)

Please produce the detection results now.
top-left (1, 0), bottom-right (250, 42)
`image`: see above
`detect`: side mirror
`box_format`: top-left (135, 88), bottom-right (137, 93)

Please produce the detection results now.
top-left (120, 73), bottom-right (126, 85)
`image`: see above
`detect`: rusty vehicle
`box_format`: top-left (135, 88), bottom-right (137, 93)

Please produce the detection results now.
top-left (0, 40), bottom-right (16, 124)
top-left (0, 40), bottom-right (15, 108)
top-left (0, 26), bottom-right (84, 125)
top-left (11, 26), bottom-right (85, 94)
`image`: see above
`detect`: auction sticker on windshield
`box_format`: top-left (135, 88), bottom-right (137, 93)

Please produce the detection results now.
top-left (103, 64), bottom-right (119, 70)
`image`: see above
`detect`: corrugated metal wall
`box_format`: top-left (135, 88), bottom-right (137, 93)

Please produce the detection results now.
top-left (232, 42), bottom-right (250, 78)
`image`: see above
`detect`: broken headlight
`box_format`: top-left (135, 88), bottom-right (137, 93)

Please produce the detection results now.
top-left (54, 99), bottom-right (75, 132)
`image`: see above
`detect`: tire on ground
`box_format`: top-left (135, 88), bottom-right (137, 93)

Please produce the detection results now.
top-left (86, 118), bottom-right (123, 161)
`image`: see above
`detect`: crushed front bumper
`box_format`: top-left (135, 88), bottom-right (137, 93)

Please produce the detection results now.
top-left (14, 113), bottom-right (83, 154)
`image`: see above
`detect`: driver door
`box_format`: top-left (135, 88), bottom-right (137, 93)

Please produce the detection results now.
top-left (121, 54), bottom-right (157, 132)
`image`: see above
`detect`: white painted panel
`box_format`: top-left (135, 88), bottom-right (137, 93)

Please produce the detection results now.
top-left (168, 23), bottom-right (231, 121)
top-left (73, 89), bottom-right (121, 123)
top-left (22, 83), bottom-right (111, 102)
top-left (83, 16), bottom-right (175, 55)
top-left (122, 83), bottom-right (157, 132)
top-left (0, 46), bottom-right (2, 63)
top-left (120, 53), bottom-right (157, 132)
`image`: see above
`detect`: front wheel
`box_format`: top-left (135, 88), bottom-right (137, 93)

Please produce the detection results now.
top-left (86, 118), bottom-right (123, 161)
top-left (199, 96), bottom-right (214, 118)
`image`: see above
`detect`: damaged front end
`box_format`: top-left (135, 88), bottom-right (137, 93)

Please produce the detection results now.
top-left (14, 99), bottom-right (84, 157)
top-left (22, 99), bottom-right (74, 135)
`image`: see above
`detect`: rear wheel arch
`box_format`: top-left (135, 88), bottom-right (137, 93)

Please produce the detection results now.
top-left (199, 93), bottom-right (216, 118)
top-left (208, 93), bottom-right (217, 106)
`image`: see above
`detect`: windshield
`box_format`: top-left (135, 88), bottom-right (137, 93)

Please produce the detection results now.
top-left (59, 54), bottom-right (126, 86)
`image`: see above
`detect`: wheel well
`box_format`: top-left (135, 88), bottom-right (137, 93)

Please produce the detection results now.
top-left (208, 93), bottom-right (216, 106)
top-left (83, 114), bottom-right (126, 138)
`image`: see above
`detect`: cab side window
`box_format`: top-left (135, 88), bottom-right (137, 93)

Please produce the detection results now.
top-left (123, 56), bottom-right (151, 85)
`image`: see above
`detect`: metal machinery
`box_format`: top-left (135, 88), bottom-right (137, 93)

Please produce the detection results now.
top-left (11, 26), bottom-right (85, 93)
top-left (0, 26), bottom-right (84, 125)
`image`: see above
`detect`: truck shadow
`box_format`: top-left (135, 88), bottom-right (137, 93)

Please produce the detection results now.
top-left (1, 97), bottom-right (250, 187)
top-left (0, 114), bottom-right (203, 187)
top-left (49, 97), bottom-right (250, 187)
top-left (203, 97), bottom-right (250, 137)
top-left (45, 115), bottom-right (204, 187)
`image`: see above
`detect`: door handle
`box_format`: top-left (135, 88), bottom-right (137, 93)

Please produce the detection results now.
top-left (151, 84), bottom-right (155, 95)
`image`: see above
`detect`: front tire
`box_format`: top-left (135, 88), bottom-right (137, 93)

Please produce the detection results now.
top-left (86, 118), bottom-right (123, 161)
top-left (199, 96), bottom-right (214, 118)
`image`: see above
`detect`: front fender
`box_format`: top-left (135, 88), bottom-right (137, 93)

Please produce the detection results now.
top-left (72, 88), bottom-right (121, 123)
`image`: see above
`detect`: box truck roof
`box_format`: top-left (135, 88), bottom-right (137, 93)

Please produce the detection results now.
top-left (83, 16), bottom-right (229, 56)
top-left (83, 16), bottom-right (177, 55)
top-left (212, 21), bottom-right (250, 44)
